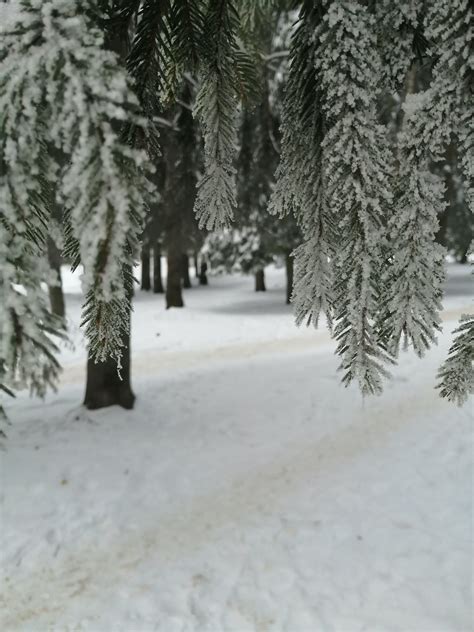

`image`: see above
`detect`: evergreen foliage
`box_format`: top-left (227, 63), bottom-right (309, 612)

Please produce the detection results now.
top-left (437, 315), bottom-right (474, 405)
top-left (1, 0), bottom-right (472, 410)
top-left (0, 0), bottom-right (151, 399)
top-left (270, 1), bottom-right (333, 329)
top-left (193, 0), bottom-right (240, 230)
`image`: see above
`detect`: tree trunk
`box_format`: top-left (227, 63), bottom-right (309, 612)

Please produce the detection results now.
top-left (199, 261), bottom-right (208, 285)
top-left (153, 242), bottom-right (164, 293)
top-left (459, 245), bottom-right (469, 264)
top-left (167, 249), bottom-right (184, 307)
top-left (181, 253), bottom-right (192, 288)
top-left (141, 244), bottom-right (151, 291)
top-left (166, 218), bottom-right (184, 308)
top-left (84, 340), bottom-right (135, 410)
top-left (47, 237), bottom-right (66, 318)
top-left (285, 253), bottom-right (294, 305)
top-left (83, 16), bottom-right (136, 411)
top-left (255, 269), bottom-right (266, 292)
top-left (193, 251), bottom-right (199, 278)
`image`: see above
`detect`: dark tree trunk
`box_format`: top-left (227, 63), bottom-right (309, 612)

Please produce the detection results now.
top-left (199, 261), bottom-right (208, 285)
top-left (153, 242), bottom-right (164, 293)
top-left (166, 218), bottom-right (184, 308)
top-left (459, 246), bottom-right (469, 264)
top-left (141, 244), bottom-right (151, 291)
top-left (285, 253), bottom-right (294, 305)
top-left (167, 248), bottom-right (184, 307)
top-left (84, 262), bottom-right (135, 410)
top-left (255, 269), bottom-right (266, 292)
top-left (193, 251), bottom-right (199, 278)
top-left (84, 339), bottom-right (135, 410)
top-left (181, 253), bottom-right (192, 288)
top-left (47, 237), bottom-right (66, 318)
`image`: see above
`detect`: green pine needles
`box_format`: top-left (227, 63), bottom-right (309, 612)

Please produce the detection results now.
top-left (0, 0), bottom-right (472, 408)
top-left (437, 315), bottom-right (474, 405)
top-left (1, 0), bottom-right (151, 395)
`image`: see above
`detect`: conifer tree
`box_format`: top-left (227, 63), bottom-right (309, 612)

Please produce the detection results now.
top-left (1, 0), bottom-right (472, 415)
top-left (1, 0), bottom-right (151, 409)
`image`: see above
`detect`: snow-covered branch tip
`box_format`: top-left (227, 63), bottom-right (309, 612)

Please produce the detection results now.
top-left (0, 0), bottom-right (152, 395)
top-left (193, 0), bottom-right (243, 231)
top-left (437, 315), bottom-right (474, 406)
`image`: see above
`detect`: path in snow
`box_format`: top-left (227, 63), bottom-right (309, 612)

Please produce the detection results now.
top-left (2, 343), bottom-right (472, 631)
top-left (1, 265), bottom-right (472, 631)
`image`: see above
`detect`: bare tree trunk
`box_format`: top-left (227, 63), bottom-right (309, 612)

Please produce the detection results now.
top-left (47, 236), bottom-right (66, 318)
top-left (84, 269), bottom-right (135, 410)
top-left (285, 254), bottom-right (294, 305)
top-left (84, 340), bottom-right (135, 410)
top-left (153, 242), bottom-right (164, 293)
top-left (459, 245), bottom-right (469, 264)
top-left (193, 251), bottom-right (199, 278)
top-left (199, 261), bottom-right (208, 286)
top-left (166, 219), bottom-right (184, 308)
top-left (141, 244), bottom-right (151, 291)
top-left (166, 250), bottom-right (184, 307)
top-left (181, 253), bottom-right (192, 288)
top-left (255, 268), bottom-right (266, 292)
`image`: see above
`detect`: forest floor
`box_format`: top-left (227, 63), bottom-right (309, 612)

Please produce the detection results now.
top-left (1, 264), bottom-right (472, 632)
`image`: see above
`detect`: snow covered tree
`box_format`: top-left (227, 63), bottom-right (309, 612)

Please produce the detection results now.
top-left (0, 0), bottom-right (151, 413)
top-left (273, 1), bottom-right (395, 394)
top-left (193, 1), bottom-right (240, 230)
top-left (204, 3), bottom-right (300, 300)
top-left (2, 0), bottom-right (472, 417)
top-left (436, 143), bottom-right (473, 264)
top-left (384, 0), bottom-right (473, 401)
top-left (272, 0), bottom-right (473, 398)
top-left (437, 315), bottom-right (474, 405)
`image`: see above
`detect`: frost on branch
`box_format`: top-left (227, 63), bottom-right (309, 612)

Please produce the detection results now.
top-left (276, 1), bottom-right (395, 394)
top-left (193, 0), bottom-right (240, 231)
top-left (379, 0), bottom-right (472, 360)
top-left (318, 1), bottom-right (395, 395)
top-left (437, 315), bottom-right (474, 405)
top-left (375, 1), bottom-right (426, 90)
top-left (270, 2), bottom-right (334, 330)
top-left (0, 0), bottom-right (151, 396)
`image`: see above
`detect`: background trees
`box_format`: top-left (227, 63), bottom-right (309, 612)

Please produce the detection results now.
top-left (1, 0), bottom-right (472, 417)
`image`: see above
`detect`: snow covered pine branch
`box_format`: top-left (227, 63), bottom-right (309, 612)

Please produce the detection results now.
top-left (0, 0), bottom-right (472, 411)
top-left (273, 0), bottom-right (473, 400)
top-left (0, 0), bottom-right (151, 403)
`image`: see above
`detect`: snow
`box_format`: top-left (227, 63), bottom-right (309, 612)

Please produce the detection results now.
top-left (1, 264), bottom-right (472, 631)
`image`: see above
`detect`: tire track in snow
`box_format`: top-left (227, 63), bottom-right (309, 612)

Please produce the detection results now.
top-left (57, 306), bottom-right (472, 386)
top-left (1, 369), bottom-right (462, 629)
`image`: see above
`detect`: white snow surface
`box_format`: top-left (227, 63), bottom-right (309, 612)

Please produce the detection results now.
top-left (1, 264), bottom-right (472, 631)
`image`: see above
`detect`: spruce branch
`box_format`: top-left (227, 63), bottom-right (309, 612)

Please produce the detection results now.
top-left (193, 0), bottom-right (241, 230)
top-left (437, 315), bottom-right (474, 405)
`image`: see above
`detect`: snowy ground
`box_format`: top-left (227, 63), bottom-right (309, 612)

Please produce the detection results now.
top-left (1, 264), bottom-right (472, 632)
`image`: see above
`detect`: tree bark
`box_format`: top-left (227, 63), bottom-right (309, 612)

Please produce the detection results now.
top-left (193, 251), bottom-right (199, 278)
top-left (47, 237), bottom-right (66, 318)
top-left (166, 249), bottom-right (184, 307)
top-left (459, 245), bottom-right (469, 264)
top-left (84, 271), bottom-right (135, 410)
top-left (199, 261), bottom-right (208, 286)
top-left (141, 244), bottom-right (151, 291)
top-left (285, 253), bottom-right (294, 305)
top-left (255, 268), bottom-right (266, 292)
top-left (181, 253), bottom-right (192, 288)
top-left (153, 242), bottom-right (164, 293)
top-left (166, 217), bottom-right (184, 308)
top-left (84, 340), bottom-right (135, 410)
